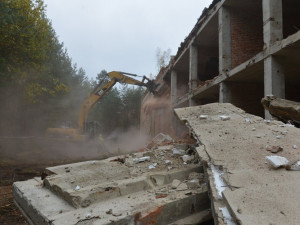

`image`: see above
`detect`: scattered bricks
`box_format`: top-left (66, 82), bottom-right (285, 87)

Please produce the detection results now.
top-left (265, 146), bottom-right (283, 154)
top-left (137, 206), bottom-right (164, 225)
top-left (155, 194), bottom-right (168, 199)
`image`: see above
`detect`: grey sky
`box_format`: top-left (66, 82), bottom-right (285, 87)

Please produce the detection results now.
top-left (44, 0), bottom-right (212, 80)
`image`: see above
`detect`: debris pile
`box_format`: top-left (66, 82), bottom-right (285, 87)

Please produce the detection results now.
top-left (13, 136), bottom-right (211, 225)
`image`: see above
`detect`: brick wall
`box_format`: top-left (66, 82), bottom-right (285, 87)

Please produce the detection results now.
top-left (231, 5), bottom-right (263, 68)
top-left (230, 82), bottom-right (264, 117)
top-left (283, 0), bottom-right (300, 38)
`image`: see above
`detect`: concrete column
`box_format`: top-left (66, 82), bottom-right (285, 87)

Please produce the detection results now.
top-left (189, 98), bottom-right (197, 107)
top-left (218, 6), bottom-right (232, 73)
top-left (263, 0), bottom-right (284, 119)
top-left (189, 44), bottom-right (198, 91)
top-left (171, 70), bottom-right (177, 105)
top-left (263, 0), bottom-right (283, 48)
top-left (189, 44), bottom-right (198, 107)
top-left (264, 56), bottom-right (285, 119)
top-left (219, 82), bottom-right (232, 103)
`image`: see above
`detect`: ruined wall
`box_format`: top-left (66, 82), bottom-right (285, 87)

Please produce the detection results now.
top-left (231, 4), bottom-right (263, 68)
top-left (283, 0), bottom-right (300, 39)
top-left (140, 0), bottom-right (300, 137)
top-left (140, 80), bottom-right (175, 138)
top-left (230, 82), bottom-right (265, 117)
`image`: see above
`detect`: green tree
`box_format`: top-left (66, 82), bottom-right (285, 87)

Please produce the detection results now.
top-left (0, 0), bottom-right (90, 135)
top-left (120, 86), bottom-right (144, 129)
top-left (90, 87), bottom-right (123, 135)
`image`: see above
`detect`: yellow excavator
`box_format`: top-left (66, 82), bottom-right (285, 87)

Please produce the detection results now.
top-left (46, 71), bottom-right (158, 141)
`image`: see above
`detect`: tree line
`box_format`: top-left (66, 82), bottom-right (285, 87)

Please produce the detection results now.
top-left (0, 0), bottom-right (144, 136)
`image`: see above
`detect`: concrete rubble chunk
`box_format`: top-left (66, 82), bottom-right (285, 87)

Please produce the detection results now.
top-left (187, 179), bottom-right (201, 189)
top-left (265, 145), bottom-right (283, 153)
top-left (133, 156), bottom-right (150, 163)
top-left (165, 160), bottom-right (172, 165)
top-left (199, 115), bottom-right (208, 119)
top-left (181, 155), bottom-right (195, 163)
top-left (261, 95), bottom-right (300, 124)
top-left (75, 185), bottom-right (81, 191)
top-left (146, 133), bottom-right (174, 150)
top-left (266, 156), bottom-right (289, 168)
top-left (287, 161), bottom-right (300, 171)
top-left (156, 145), bottom-right (173, 151)
top-left (171, 179), bottom-right (181, 189)
top-left (174, 144), bottom-right (189, 151)
top-left (219, 115), bottom-right (230, 121)
top-left (176, 183), bottom-right (188, 191)
top-left (172, 148), bottom-right (185, 156)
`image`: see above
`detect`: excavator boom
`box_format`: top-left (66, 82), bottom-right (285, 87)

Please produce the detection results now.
top-left (78, 71), bottom-right (158, 132)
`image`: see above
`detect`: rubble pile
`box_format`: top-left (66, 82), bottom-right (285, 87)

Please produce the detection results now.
top-left (13, 139), bottom-right (212, 225)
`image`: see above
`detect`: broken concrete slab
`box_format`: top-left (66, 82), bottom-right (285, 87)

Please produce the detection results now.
top-left (14, 146), bottom-right (210, 225)
top-left (261, 95), bottom-right (300, 123)
top-left (175, 103), bottom-right (300, 225)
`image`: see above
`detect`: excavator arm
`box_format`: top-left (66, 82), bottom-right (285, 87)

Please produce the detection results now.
top-left (46, 71), bottom-right (158, 140)
top-left (78, 71), bottom-right (158, 132)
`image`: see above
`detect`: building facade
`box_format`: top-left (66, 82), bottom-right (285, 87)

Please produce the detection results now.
top-left (141, 0), bottom-right (300, 137)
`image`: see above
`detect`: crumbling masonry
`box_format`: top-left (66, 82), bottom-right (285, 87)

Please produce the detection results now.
top-left (141, 0), bottom-right (300, 136)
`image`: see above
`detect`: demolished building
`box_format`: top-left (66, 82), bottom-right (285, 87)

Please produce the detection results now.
top-left (141, 0), bottom-right (300, 136)
top-left (13, 0), bottom-right (300, 225)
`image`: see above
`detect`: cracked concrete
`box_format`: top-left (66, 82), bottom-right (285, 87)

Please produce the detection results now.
top-left (175, 103), bottom-right (300, 225)
top-left (13, 145), bottom-right (211, 225)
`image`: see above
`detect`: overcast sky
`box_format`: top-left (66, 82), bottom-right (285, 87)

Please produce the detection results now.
top-left (44, 0), bottom-right (212, 80)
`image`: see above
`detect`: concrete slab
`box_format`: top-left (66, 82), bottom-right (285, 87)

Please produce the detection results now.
top-left (175, 103), bottom-right (300, 225)
top-left (14, 147), bottom-right (210, 225)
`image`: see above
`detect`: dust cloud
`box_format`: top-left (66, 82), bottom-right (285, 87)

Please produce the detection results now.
top-left (142, 96), bottom-right (171, 115)
top-left (141, 95), bottom-right (188, 138)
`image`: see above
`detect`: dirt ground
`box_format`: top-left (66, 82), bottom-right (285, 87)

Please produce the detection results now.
top-left (0, 161), bottom-right (80, 225)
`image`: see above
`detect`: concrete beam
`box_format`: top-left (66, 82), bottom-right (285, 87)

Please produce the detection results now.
top-left (219, 6), bottom-right (232, 73)
top-left (263, 0), bottom-right (283, 48)
top-left (219, 82), bottom-right (232, 103)
top-left (171, 70), bottom-right (177, 105)
top-left (264, 56), bottom-right (285, 119)
top-left (189, 44), bottom-right (198, 92)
